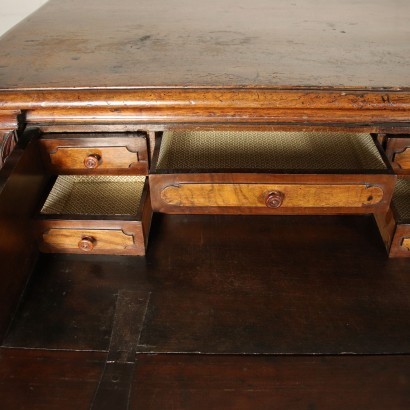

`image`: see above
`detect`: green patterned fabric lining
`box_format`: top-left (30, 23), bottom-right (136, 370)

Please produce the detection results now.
top-left (393, 178), bottom-right (410, 220)
top-left (41, 176), bottom-right (145, 215)
top-left (157, 131), bottom-right (386, 170)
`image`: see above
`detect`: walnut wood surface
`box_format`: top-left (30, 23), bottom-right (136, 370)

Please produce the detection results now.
top-left (390, 224), bottom-right (410, 258)
top-left (0, 0), bottom-right (409, 90)
top-left (395, 148), bottom-right (410, 171)
top-left (150, 173), bottom-right (394, 215)
top-left (36, 219), bottom-right (149, 256)
top-left (39, 134), bottom-right (149, 174)
top-left (160, 183), bottom-right (384, 209)
top-left (42, 228), bottom-right (135, 253)
top-left (49, 147), bottom-right (139, 171)
top-left (385, 137), bottom-right (410, 174)
top-left (0, 1), bottom-right (409, 128)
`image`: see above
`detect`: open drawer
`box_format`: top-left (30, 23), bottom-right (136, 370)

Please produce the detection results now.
top-left (34, 175), bottom-right (152, 255)
top-left (376, 177), bottom-right (410, 258)
top-left (150, 131), bottom-right (396, 214)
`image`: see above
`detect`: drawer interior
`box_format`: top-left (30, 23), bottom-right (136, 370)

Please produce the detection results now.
top-left (41, 175), bottom-right (146, 217)
top-left (155, 131), bottom-right (389, 172)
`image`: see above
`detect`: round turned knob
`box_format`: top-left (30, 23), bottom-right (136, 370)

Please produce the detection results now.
top-left (84, 154), bottom-right (101, 169)
top-left (78, 236), bottom-right (96, 252)
top-left (265, 190), bottom-right (285, 208)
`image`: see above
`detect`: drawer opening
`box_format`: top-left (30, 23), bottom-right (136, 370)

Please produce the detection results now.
top-left (153, 131), bottom-right (390, 173)
top-left (41, 175), bottom-right (146, 218)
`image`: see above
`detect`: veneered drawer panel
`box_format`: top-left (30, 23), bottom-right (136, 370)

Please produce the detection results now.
top-left (384, 137), bottom-right (410, 174)
top-left (161, 183), bottom-right (384, 208)
top-left (39, 132), bottom-right (148, 174)
top-left (38, 223), bottom-right (146, 255)
top-left (150, 174), bottom-right (393, 215)
top-left (402, 237), bottom-right (410, 251)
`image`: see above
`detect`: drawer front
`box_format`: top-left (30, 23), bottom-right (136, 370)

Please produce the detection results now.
top-left (40, 134), bottom-right (149, 174)
top-left (402, 237), bottom-right (410, 251)
top-left (43, 228), bottom-right (135, 252)
top-left (385, 137), bottom-right (410, 174)
top-left (37, 222), bottom-right (146, 256)
top-left (394, 149), bottom-right (410, 171)
top-left (150, 174), bottom-right (395, 214)
top-left (161, 183), bottom-right (384, 208)
top-left (389, 225), bottom-right (410, 258)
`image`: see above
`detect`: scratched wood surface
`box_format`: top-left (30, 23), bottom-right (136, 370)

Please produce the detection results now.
top-left (0, 0), bottom-right (409, 90)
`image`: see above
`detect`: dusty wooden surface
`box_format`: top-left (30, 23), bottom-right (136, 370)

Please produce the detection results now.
top-left (0, 0), bottom-right (409, 90)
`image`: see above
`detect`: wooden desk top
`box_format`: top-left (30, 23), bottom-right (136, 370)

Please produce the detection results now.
top-left (0, 0), bottom-right (409, 90)
top-left (0, 0), bottom-right (409, 128)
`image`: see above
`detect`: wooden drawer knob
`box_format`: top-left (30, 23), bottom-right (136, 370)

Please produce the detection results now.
top-left (78, 236), bottom-right (96, 252)
top-left (84, 154), bottom-right (101, 169)
top-left (265, 190), bottom-right (285, 208)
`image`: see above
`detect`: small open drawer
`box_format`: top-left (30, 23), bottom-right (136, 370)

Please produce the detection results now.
top-left (149, 131), bottom-right (395, 214)
top-left (34, 175), bottom-right (152, 255)
top-left (39, 132), bottom-right (149, 175)
top-left (376, 177), bottom-right (410, 258)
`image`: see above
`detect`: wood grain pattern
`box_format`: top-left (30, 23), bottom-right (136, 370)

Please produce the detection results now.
top-left (402, 237), bottom-right (410, 251)
top-left (161, 183), bottom-right (384, 208)
top-left (0, 0), bottom-right (409, 89)
top-left (22, 104), bottom-right (410, 126)
top-left (37, 220), bottom-right (146, 255)
top-left (385, 137), bottom-right (410, 174)
top-left (42, 228), bottom-right (135, 252)
top-left (390, 225), bottom-right (410, 258)
top-left (39, 133), bottom-right (149, 174)
top-left (395, 148), bottom-right (410, 170)
top-left (49, 146), bottom-right (140, 170)
top-left (0, 89), bottom-right (409, 128)
top-left (150, 173), bottom-right (395, 215)
top-left (374, 208), bottom-right (397, 254)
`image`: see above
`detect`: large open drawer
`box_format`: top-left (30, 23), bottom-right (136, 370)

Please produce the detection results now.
top-left (150, 131), bottom-right (395, 215)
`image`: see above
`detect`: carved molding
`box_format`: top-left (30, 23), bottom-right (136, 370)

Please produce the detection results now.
top-left (0, 131), bottom-right (18, 168)
top-left (0, 110), bottom-right (20, 169)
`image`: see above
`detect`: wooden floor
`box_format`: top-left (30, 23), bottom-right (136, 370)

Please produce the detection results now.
top-left (1, 214), bottom-right (410, 408)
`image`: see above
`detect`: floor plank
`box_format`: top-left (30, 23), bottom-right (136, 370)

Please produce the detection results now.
top-left (131, 354), bottom-right (410, 410)
top-left (0, 348), bottom-right (105, 410)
